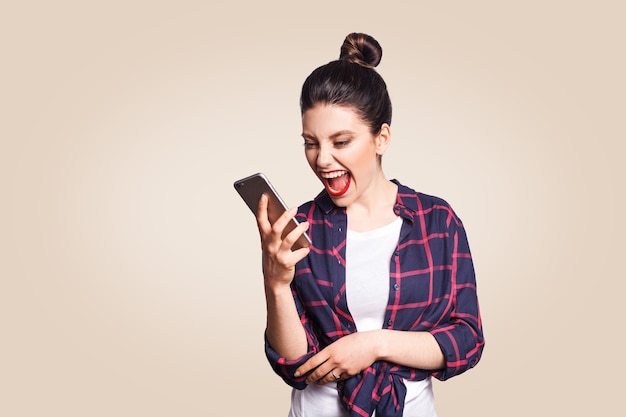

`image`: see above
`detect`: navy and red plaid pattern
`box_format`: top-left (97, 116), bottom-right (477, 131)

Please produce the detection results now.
top-left (265, 180), bottom-right (484, 417)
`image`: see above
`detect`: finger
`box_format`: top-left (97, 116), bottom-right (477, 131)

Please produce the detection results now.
top-left (295, 353), bottom-right (327, 380)
top-left (315, 367), bottom-right (343, 385)
top-left (270, 206), bottom-right (298, 239)
top-left (305, 362), bottom-right (337, 385)
top-left (280, 221), bottom-right (310, 251)
top-left (256, 194), bottom-right (272, 235)
top-left (327, 369), bottom-right (343, 384)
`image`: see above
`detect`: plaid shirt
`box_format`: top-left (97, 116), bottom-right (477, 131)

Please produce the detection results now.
top-left (265, 180), bottom-right (484, 417)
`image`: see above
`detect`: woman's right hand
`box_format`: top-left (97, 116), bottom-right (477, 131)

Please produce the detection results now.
top-left (256, 194), bottom-right (310, 289)
top-left (258, 194), bottom-right (311, 359)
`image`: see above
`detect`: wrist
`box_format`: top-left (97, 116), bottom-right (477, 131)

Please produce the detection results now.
top-left (264, 281), bottom-right (292, 298)
top-left (370, 329), bottom-right (388, 360)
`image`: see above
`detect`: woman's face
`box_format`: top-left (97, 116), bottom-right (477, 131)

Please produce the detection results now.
top-left (301, 104), bottom-right (390, 207)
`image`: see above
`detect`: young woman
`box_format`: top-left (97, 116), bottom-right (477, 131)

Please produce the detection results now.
top-left (256, 33), bottom-right (484, 417)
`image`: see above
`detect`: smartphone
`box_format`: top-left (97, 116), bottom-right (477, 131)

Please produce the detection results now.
top-left (233, 172), bottom-right (312, 250)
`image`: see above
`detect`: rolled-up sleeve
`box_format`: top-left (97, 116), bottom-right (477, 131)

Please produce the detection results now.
top-left (264, 286), bottom-right (321, 389)
top-left (431, 222), bottom-right (484, 380)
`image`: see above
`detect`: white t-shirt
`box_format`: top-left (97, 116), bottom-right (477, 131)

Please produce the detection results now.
top-left (289, 217), bottom-right (436, 417)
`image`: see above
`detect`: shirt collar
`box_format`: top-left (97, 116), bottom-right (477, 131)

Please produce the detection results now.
top-left (391, 179), bottom-right (417, 224)
top-left (313, 188), bottom-right (336, 214)
top-left (312, 179), bottom-right (418, 224)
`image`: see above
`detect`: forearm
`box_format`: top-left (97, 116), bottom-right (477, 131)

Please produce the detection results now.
top-left (265, 284), bottom-right (308, 360)
top-left (373, 329), bottom-right (445, 371)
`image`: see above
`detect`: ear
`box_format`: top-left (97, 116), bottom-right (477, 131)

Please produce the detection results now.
top-left (375, 123), bottom-right (391, 156)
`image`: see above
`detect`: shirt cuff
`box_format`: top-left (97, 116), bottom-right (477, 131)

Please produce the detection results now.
top-left (264, 334), bottom-right (317, 389)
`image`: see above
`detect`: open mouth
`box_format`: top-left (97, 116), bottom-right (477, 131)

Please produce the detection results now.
top-left (321, 171), bottom-right (351, 197)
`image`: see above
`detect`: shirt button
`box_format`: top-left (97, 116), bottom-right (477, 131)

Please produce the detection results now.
top-left (393, 283), bottom-right (399, 291)
top-left (387, 319), bottom-right (393, 326)
top-left (338, 227), bottom-right (343, 232)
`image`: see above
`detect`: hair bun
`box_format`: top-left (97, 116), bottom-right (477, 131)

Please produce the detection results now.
top-left (339, 33), bottom-right (382, 68)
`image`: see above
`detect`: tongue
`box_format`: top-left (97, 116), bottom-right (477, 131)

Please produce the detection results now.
top-left (328, 173), bottom-right (349, 193)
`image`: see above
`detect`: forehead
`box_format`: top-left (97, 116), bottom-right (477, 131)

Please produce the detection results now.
top-left (301, 104), bottom-right (368, 136)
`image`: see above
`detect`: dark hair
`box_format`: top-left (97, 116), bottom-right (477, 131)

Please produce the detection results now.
top-left (300, 33), bottom-right (392, 134)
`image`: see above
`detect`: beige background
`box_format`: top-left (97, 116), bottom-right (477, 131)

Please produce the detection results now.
top-left (2, 1), bottom-right (624, 416)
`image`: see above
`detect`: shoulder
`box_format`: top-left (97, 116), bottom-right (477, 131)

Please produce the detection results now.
top-left (393, 180), bottom-right (464, 229)
top-left (394, 179), bottom-right (448, 206)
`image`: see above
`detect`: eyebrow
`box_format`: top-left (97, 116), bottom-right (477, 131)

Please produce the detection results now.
top-left (301, 130), bottom-right (355, 140)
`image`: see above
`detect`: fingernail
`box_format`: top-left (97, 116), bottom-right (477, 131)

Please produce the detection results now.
top-left (294, 371), bottom-right (300, 377)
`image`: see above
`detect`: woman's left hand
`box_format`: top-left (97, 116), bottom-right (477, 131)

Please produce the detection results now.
top-left (295, 330), bottom-right (382, 385)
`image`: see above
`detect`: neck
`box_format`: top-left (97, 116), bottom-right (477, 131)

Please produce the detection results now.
top-left (346, 179), bottom-right (398, 232)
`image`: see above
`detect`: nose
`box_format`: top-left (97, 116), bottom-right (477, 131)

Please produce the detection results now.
top-left (316, 144), bottom-right (333, 168)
